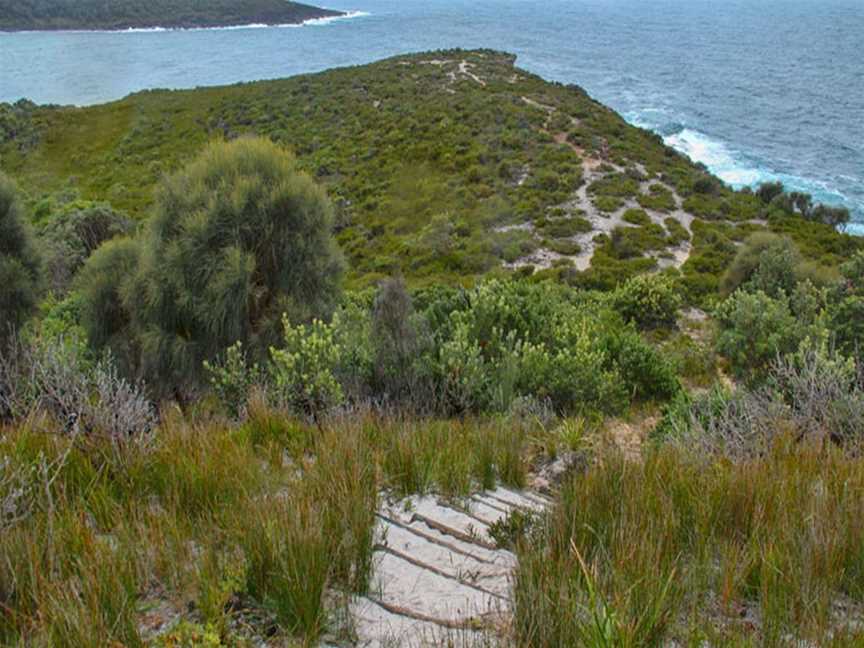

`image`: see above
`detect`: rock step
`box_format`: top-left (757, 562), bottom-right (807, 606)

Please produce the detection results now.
top-left (350, 489), bottom-right (547, 647)
top-left (378, 520), bottom-right (511, 597)
top-left (349, 596), bottom-right (492, 647)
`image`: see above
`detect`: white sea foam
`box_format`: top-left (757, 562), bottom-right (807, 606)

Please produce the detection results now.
top-left (627, 111), bottom-right (863, 235)
top-left (16, 10), bottom-right (369, 34)
top-left (288, 11), bottom-right (370, 27)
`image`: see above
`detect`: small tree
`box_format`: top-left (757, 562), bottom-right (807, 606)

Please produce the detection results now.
top-left (85, 137), bottom-right (343, 392)
top-left (372, 278), bottom-right (420, 397)
top-left (611, 273), bottom-right (682, 330)
top-left (715, 289), bottom-right (805, 378)
top-left (756, 181), bottom-right (784, 205)
top-left (0, 172), bottom-right (41, 338)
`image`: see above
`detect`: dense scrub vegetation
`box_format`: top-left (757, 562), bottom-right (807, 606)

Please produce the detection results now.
top-left (0, 0), bottom-right (341, 31)
top-left (2, 51), bottom-right (858, 292)
top-left (2, 51), bottom-right (864, 646)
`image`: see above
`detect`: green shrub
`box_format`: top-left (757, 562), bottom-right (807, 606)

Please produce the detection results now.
top-left (715, 289), bottom-right (808, 378)
top-left (0, 172), bottom-right (41, 338)
top-left (90, 137), bottom-right (344, 393)
top-left (637, 184), bottom-right (676, 211)
top-left (721, 232), bottom-right (801, 297)
top-left (607, 328), bottom-right (681, 400)
top-left (664, 217), bottom-right (690, 246)
top-left (269, 316), bottom-right (343, 418)
top-left (517, 327), bottom-right (627, 415)
top-left (203, 341), bottom-right (260, 419)
top-left (608, 223), bottom-right (667, 259)
top-left (829, 251), bottom-right (864, 358)
top-left (594, 195), bottom-right (622, 213)
top-left (36, 200), bottom-right (132, 295)
top-left (538, 216), bottom-right (592, 238)
top-left (76, 237), bottom-right (141, 374)
top-left (612, 273), bottom-right (682, 329)
top-left (547, 239), bottom-right (582, 255)
top-left (622, 208), bottom-right (651, 226)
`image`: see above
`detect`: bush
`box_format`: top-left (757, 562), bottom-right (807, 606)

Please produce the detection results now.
top-left (76, 237), bottom-right (142, 375)
top-left (269, 316), bottom-right (343, 418)
top-left (622, 208), bottom-right (651, 226)
top-left (721, 232), bottom-right (801, 297)
top-left (0, 331), bottom-right (155, 439)
top-left (518, 313), bottom-right (629, 415)
top-left (371, 278), bottom-right (421, 399)
top-left (664, 217), bottom-right (690, 246)
top-left (656, 344), bottom-right (864, 456)
top-left (830, 251), bottom-right (864, 358)
top-left (714, 289), bottom-right (806, 378)
top-left (203, 341), bottom-right (260, 419)
top-left (0, 172), bottom-right (41, 338)
top-left (608, 328), bottom-right (681, 400)
top-left (84, 137), bottom-right (344, 394)
top-left (36, 200), bottom-right (132, 295)
top-left (756, 181), bottom-right (785, 204)
top-left (612, 273), bottom-right (682, 329)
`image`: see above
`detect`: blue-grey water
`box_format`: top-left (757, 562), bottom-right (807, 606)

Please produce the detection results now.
top-left (1, 0), bottom-right (862, 232)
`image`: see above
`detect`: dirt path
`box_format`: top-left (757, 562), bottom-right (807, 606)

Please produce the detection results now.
top-left (504, 94), bottom-right (701, 274)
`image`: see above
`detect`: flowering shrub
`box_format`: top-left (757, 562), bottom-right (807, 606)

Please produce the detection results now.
top-left (612, 273), bottom-right (682, 329)
top-left (270, 316), bottom-right (343, 418)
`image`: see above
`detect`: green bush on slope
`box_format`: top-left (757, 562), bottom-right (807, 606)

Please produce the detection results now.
top-left (0, 172), bottom-right (41, 339)
top-left (79, 137), bottom-right (344, 394)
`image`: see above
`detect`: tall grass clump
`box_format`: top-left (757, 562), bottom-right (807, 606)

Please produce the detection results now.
top-left (513, 440), bottom-right (864, 645)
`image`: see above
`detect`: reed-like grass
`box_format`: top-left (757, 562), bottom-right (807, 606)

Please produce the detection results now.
top-left (513, 438), bottom-right (864, 646)
top-left (0, 408), bottom-right (534, 645)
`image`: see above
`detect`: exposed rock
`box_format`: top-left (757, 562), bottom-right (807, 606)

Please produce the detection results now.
top-left (347, 488), bottom-right (549, 647)
top-left (530, 451), bottom-right (589, 495)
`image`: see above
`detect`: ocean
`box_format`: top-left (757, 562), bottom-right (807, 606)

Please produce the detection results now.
top-left (1, 0), bottom-right (862, 232)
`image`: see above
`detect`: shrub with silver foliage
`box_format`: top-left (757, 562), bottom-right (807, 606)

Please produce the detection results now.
top-left (0, 332), bottom-right (155, 441)
top-left (661, 345), bottom-right (864, 459)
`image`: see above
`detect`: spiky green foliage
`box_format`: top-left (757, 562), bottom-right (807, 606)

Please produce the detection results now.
top-left (0, 172), bottom-right (41, 337)
top-left (75, 236), bottom-right (143, 374)
top-left (77, 137), bottom-right (343, 392)
top-left (36, 199), bottom-right (132, 295)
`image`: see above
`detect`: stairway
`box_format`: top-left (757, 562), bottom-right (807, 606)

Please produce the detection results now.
top-left (349, 487), bottom-right (550, 647)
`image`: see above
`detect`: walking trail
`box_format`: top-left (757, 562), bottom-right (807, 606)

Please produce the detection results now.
top-left (345, 487), bottom-right (550, 647)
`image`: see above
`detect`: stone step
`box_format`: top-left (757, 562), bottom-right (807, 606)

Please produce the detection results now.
top-left (378, 520), bottom-right (511, 597)
top-left (349, 487), bottom-right (548, 647)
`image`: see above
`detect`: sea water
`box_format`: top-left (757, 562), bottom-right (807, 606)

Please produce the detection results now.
top-left (1, 0), bottom-right (862, 231)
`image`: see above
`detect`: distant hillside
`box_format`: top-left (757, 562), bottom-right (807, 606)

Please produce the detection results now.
top-left (0, 0), bottom-right (342, 31)
top-left (1, 50), bottom-right (858, 294)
